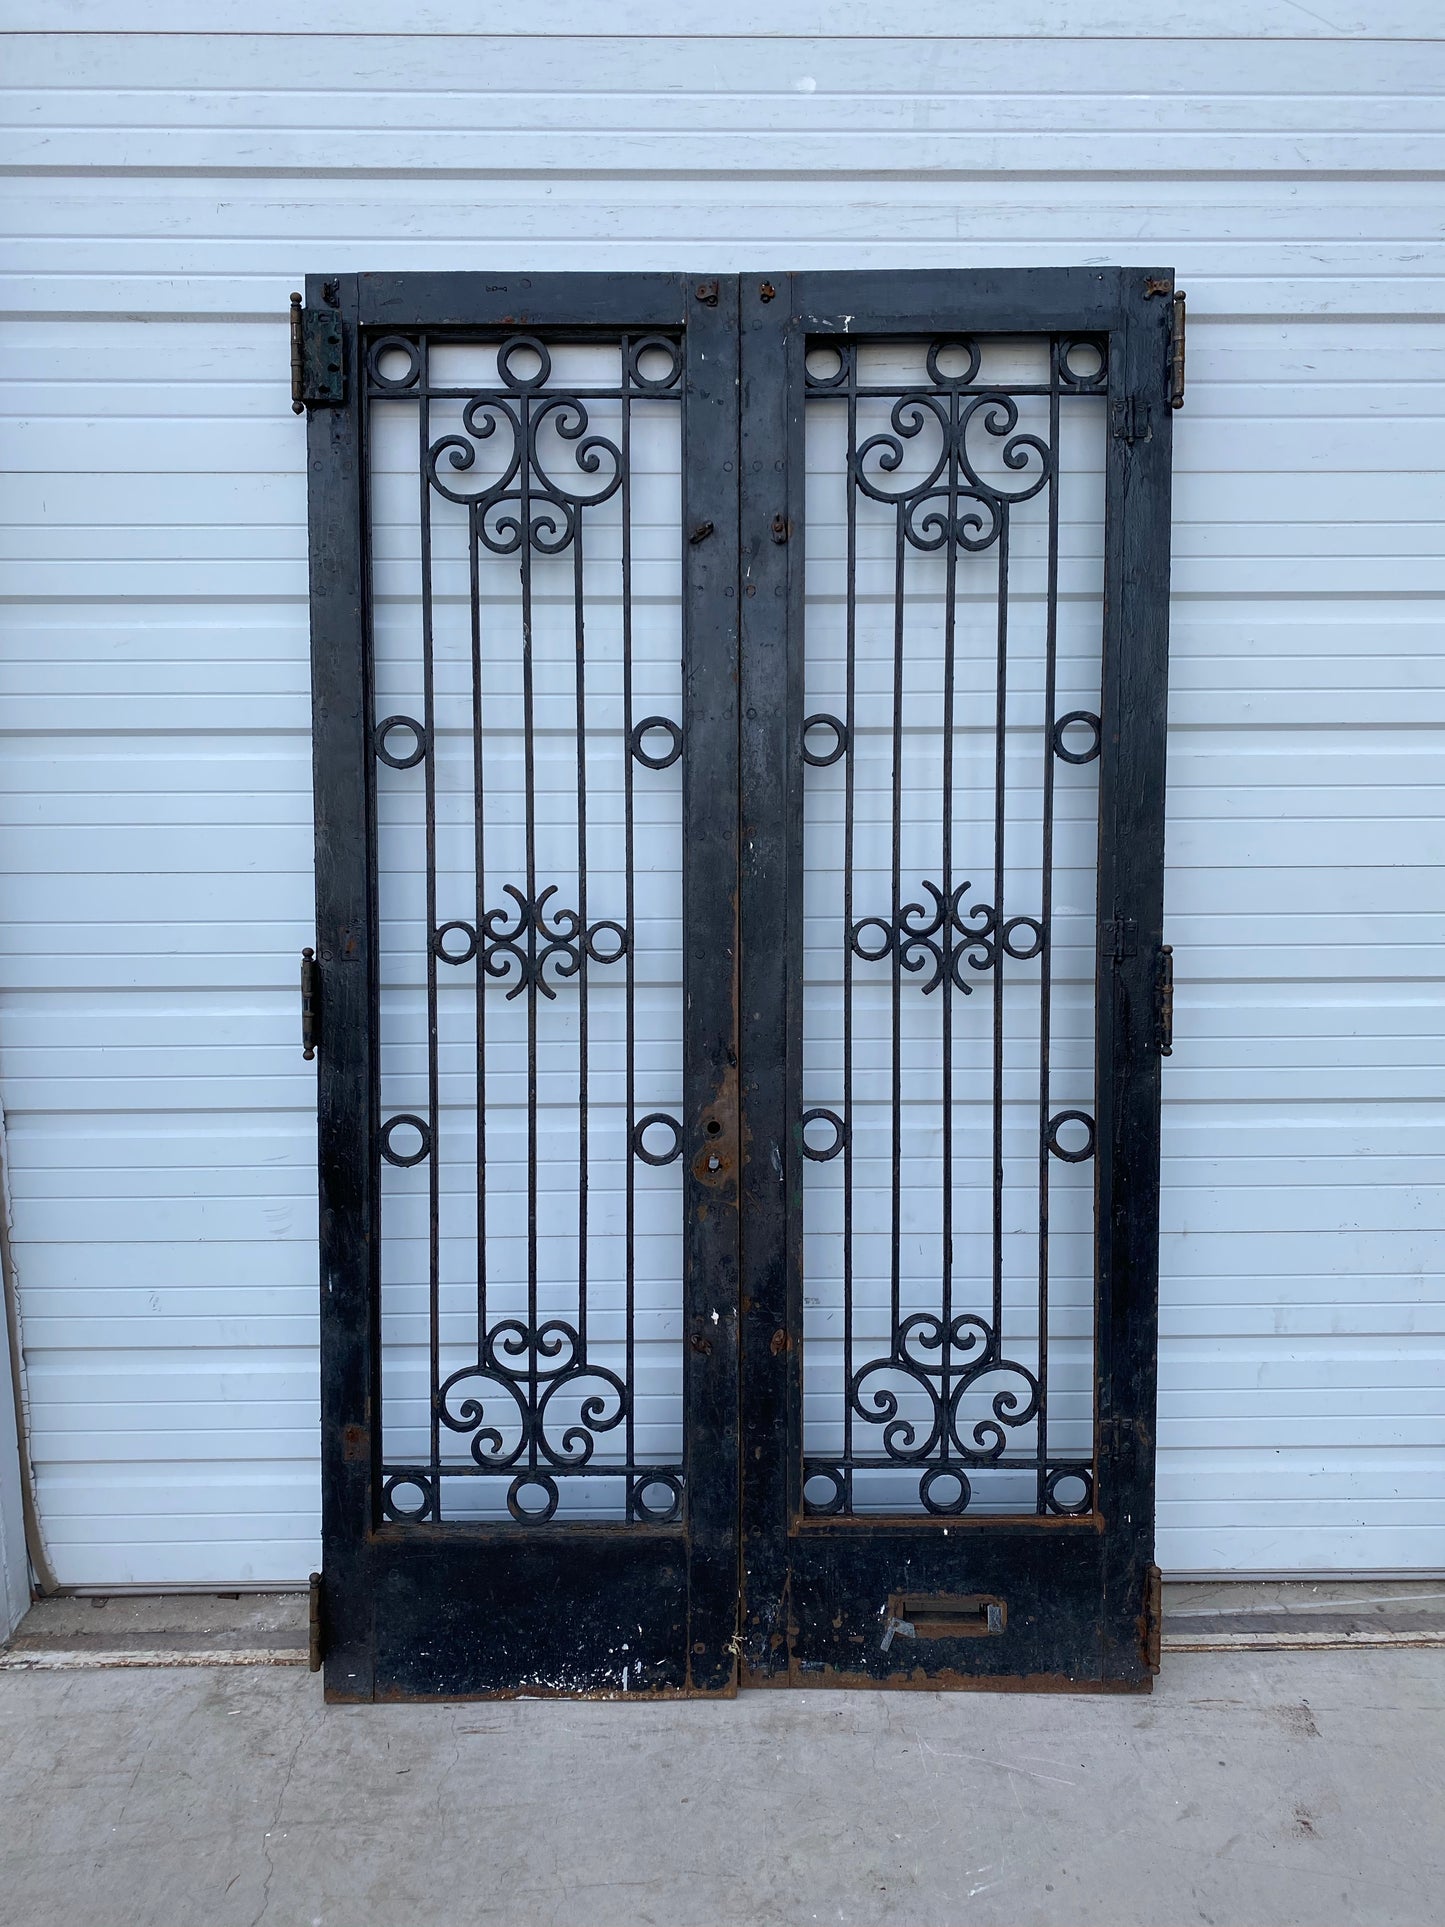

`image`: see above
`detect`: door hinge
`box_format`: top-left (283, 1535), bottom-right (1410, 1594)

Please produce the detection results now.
top-left (1143, 1562), bottom-right (1163, 1674)
top-left (290, 293), bottom-right (345, 413)
top-left (1146, 281), bottom-right (1186, 409)
top-left (1168, 291), bottom-right (1186, 409)
top-left (1156, 943), bottom-right (1174, 1056)
top-left (308, 1569), bottom-right (324, 1672)
top-left (1110, 395), bottom-right (1150, 444)
top-left (301, 946), bottom-right (319, 1060)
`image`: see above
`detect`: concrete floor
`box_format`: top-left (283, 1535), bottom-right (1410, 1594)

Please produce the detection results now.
top-left (1, 1645), bottom-right (1441, 1926)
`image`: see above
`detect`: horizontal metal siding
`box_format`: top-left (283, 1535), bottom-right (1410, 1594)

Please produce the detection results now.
top-left (0, 19), bottom-right (1441, 1581)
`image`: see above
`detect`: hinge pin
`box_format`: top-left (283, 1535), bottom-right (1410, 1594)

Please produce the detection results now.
top-left (308, 1570), bottom-right (324, 1673)
top-left (289, 292), bottom-right (305, 415)
top-left (301, 947), bottom-right (319, 1060)
top-left (1169, 292), bottom-right (1186, 409)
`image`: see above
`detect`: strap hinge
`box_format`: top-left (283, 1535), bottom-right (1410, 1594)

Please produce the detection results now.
top-left (290, 293), bottom-right (345, 412)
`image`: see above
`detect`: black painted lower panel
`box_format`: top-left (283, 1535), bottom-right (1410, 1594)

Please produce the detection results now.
top-left (335, 1529), bottom-right (722, 1701)
top-left (772, 1522), bottom-right (1149, 1691)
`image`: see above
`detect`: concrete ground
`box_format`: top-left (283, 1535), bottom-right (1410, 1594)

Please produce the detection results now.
top-left (1, 1592), bottom-right (1442, 1926)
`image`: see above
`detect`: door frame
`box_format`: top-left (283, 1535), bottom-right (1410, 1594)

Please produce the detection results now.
top-left (307, 271), bottom-right (742, 1699)
top-left (306, 267), bottom-right (1173, 1698)
top-left (737, 268), bottom-right (1173, 1689)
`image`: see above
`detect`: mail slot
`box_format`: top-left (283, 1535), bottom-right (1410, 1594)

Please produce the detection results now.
top-left (881, 1593), bottom-right (1007, 1650)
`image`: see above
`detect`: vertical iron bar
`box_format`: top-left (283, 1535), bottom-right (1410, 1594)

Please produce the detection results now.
top-left (470, 506), bottom-right (488, 1363)
top-left (621, 342), bottom-right (636, 1509)
top-left (842, 354), bottom-right (857, 1502)
top-left (940, 382), bottom-right (959, 1449)
top-left (992, 511), bottom-right (1010, 1340)
top-left (520, 390), bottom-right (538, 1471)
top-left (574, 500), bottom-right (590, 1362)
top-left (419, 336), bottom-right (441, 1486)
top-left (1036, 342), bottom-right (1061, 1511)
top-left (890, 506), bottom-right (905, 1346)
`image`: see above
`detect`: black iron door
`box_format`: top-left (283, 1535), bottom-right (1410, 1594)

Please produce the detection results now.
top-left (307, 273), bottom-right (741, 1699)
top-left (305, 268), bottom-right (1173, 1700)
top-left (738, 269), bottom-right (1174, 1690)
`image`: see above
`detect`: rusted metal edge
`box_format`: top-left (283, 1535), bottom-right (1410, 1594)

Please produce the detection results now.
top-left (783, 1662), bottom-right (1152, 1695)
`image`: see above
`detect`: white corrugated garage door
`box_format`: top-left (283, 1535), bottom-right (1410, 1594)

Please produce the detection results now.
top-left (0, 8), bottom-right (1441, 1584)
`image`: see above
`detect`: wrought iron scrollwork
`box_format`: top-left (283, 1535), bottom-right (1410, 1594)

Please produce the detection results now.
top-left (846, 1312), bottom-right (1041, 1512)
top-left (850, 880), bottom-right (1044, 996)
top-left (436, 1319), bottom-right (628, 1474)
top-left (429, 884), bottom-right (627, 1001)
top-left (425, 333), bottom-right (633, 554)
top-left (807, 338), bottom-right (1056, 555)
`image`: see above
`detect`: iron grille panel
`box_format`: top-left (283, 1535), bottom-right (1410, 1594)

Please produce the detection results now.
top-left (799, 333), bottom-right (1108, 1518)
top-left (366, 331), bottom-right (688, 1525)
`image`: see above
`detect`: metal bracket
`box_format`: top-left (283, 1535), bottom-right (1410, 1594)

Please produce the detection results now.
top-left (308, 1569), bottom-right (324, 1672)
top-left (1105, 916), bottom-right (1137, 963)
top-left (1110, 395), bottom-right (1150, 445)
top-left (290, 293), bottom-right (345, 413)
top-left (1143, 1562), bottom-right (1163, 1673)
top-left (301, 946), bottom-right (319, 1060)
top-left (1156, 943), bottom-right (1174, 1056)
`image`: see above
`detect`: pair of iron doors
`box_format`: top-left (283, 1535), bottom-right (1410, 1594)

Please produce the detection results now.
top-left (305, 268), bottom-right (1173, 1700)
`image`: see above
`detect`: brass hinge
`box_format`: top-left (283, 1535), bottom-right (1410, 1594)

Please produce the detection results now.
top-left (300, 947), bottom-right (319, 1061)
top-left (308, 1570), bottom-right (324, 1672)
top-left (1156, 943), bottom-right (1174, 1057)
top-left (1146, 281), bottom-right (1186, 409)
top-left (289, 293), bottom-right (345, 413)
top-left (1143, 1562), bottom-right (1163, 1673)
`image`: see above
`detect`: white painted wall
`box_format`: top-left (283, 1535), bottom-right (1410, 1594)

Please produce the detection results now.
top-left (0, 5), bottom-right (1441, 1582)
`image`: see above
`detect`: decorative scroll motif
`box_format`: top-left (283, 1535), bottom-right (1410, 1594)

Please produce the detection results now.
top-left (850, 880), bottom-right (1043, 996)
top-left (424, 333), bottom-right (681, 553)
top-left (431, 884), bottom-right (627, 1001)
top-left (800, 1313), bottom-right (1040, 1517)
top-left (436, 1320), bottom-right (626, 1470)
top-left (382, 1319), bottom-right (689, 1527)
top-left (806, 338), bottom-right (1057, 554)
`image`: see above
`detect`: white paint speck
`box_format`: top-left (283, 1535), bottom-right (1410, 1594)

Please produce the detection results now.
top-left (795, 75), bottom-right (816, 93)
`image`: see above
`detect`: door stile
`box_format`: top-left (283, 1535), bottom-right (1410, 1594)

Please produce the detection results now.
top-left (308, 272), bottom-right (744, 1699)
top-left (738, 273), bottom-right (803, 1680)
top-left (680, 275), bottom-right (744, 1693)
top-left (307, 272), bottom-right (378, 1699)
top-left (1095, 280), bottom-right (1174, 1685)
top-left (737, 269), bottom-right (1174, 1689)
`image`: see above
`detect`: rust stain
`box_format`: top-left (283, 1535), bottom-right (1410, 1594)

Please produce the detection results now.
top-left (786, 1660), bottom-right (1151, 1696)
top-left (342, 1423), bottom-right (369, 1464)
